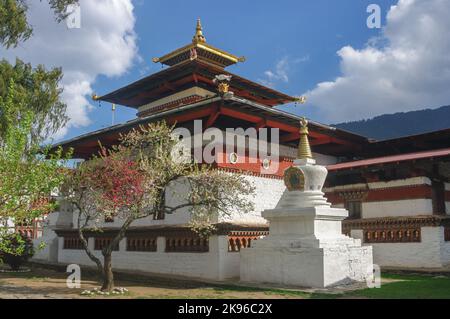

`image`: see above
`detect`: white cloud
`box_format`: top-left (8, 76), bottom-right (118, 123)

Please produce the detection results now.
top-left (260, 55), bottom-right (309, 88)
top-left (305, 0), bottom-right (450, 123)
top-left (0, 0), bottom-right (138, 139)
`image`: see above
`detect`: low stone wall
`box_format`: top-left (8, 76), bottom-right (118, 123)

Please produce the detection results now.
top-left (344, 216), bottom-right (450, 269)
top-left (35, 224), bottom-right (269, 281)
top-left (57, 236), bottom-right (230, 280)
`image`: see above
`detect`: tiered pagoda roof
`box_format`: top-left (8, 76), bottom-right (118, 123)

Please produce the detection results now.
top-left (94, 20), bottom-right (299, 112)
top-left (57, 20), bottom-right (375, 163)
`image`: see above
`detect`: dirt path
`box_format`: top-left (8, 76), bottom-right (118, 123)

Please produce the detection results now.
top-left (0, 267), bottom-right (304, 299)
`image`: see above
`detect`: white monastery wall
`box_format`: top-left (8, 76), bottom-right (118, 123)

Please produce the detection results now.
top-left (56, 235), bottom-right (240, 280)
top-left (351, 227), bottom-right (449, 269)
top-left (438, 224), bottom-right (450, 267)
top-left (62, 171), bottom-right (288, 229)
top-left (220, 175), bottom-right (285, 224)
top-left (362, 199), bottom-right (433, 218)
top-left (32, 212), bottom-right (60, 263)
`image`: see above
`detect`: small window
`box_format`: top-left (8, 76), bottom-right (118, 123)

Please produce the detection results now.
top-left (345, 200), bottom-right (362, 219)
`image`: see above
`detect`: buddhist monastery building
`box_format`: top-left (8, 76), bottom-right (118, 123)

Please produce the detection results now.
top-left (33, 20), bottom-right (450, 280)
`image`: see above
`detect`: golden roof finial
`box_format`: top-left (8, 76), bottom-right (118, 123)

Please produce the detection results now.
top-left (297, 117), bottom-right (313, 159)
top-left (193, 18), bottom-right (206, 43)
top-left (294, 96), bottom-right (307, 104)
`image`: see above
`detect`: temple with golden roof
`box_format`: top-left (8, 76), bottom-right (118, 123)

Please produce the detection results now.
top-left (31, 20), bottom-right (450, 281)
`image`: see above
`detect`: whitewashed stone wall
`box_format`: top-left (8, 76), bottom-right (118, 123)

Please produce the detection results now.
top-left (65, 172), bottom-right (289, 229)
top-left (33, 199), bottom-right (78, 263)
top-left (351, 227), bottom-right (450, 269)
top-left (220, 175), bottom-right (285, 224)
top-left (32, 212), bottom-right (60, 263)
top-left (56, 235), bottom-right (241, 280)
top-left (34, 173), bottom-right (286, 280)
top-left (362, 199), bottom-right (433, 218)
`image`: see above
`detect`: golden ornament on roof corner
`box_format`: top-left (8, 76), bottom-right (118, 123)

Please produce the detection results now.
top-left (218, 82), bottom-right (230, 94)
top-left (297, 117), bottom-right (313, 159)
top-left (293, 96), bottom-right (307, 105)
top-left (193, 18), bottom-right (206, 43)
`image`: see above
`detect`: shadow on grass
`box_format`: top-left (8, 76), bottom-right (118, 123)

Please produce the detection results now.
top-left (210, 284), bottom-right (339, 299)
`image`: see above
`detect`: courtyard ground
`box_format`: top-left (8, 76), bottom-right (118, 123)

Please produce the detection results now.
top-left (0, 266), bottom-right (450, 299)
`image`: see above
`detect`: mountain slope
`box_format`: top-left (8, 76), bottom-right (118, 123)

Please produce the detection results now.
top-left (333, 105), bottom-right (450, 140)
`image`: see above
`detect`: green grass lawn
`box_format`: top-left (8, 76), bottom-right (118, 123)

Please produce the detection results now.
top-left (202, 272), bottom-right (450, 299)
top-left (132, 272), bottom-right (450, 299)
top-left (343, 273), bottom-right (450, 299)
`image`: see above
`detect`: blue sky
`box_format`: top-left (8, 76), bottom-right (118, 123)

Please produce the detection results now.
top-left (89, 0), bottom-right (397, 140)
top-left (3, 0), bottom-right (449, 142)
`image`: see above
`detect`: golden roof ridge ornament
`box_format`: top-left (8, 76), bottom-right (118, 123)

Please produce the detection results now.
top-left (193, 18), bottom-right (206, 43)
top-left (297, 117), bottom-right (313, 159)
top-left (152, 19), bottom-right (245, 68)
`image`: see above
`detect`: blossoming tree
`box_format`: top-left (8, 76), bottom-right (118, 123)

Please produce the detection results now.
top-left (64, 122), bottom-right (255, 292)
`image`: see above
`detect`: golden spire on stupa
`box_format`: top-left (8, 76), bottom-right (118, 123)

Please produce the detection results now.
top-left (297, 117), bottom-right (313, 159)
top-left (192, 18), bottom-right (206, 43)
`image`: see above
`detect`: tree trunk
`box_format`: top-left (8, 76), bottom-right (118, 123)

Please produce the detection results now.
top-left (101, 253), bottom-right (114, 292)
top-left (76, 212), bottom-right (104, 278)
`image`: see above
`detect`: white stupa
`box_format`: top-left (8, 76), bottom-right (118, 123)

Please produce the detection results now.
top-left (240, 118), bottom-right (374, 288)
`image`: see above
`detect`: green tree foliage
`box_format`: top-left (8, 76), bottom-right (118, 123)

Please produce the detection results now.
top-left (0, 232), bottom-right (34, 270)
top-left (0, 58), bottom-right (68, 144)
top-left (64, 122), bottom-right (255, 291)
top-left (0, 80), bottom-right (70, 232)
top-left (0, 0), bottom-right (79, 48)
top-left (0, 1), bottom-right (73, 266)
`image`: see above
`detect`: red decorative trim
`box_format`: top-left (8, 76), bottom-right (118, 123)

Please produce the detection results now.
top-left (228, 230), bottom-right (269, 252)
top-left (445, 190), bottom-right (450, 202)
top-left (54, 223), bottom-right (269, 237)
top-left (165, 235), bottom-right (209, 253)
top-left (16, 219), bottom-right (43, 239)
top-left (363, 228), bottom-right (421, 243)
top-left (343, 216), bottom-right (450, 230)
top-left (216, 151), bottom-right (293, 178)
top-left (126, 237), bottom-right (157, 252)
top-left (343, 216), bottom-right (450, 244)
top-left (326, 184), bottom-right (433, 205)
top-left (367, 185), bottom-right (432, 201)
